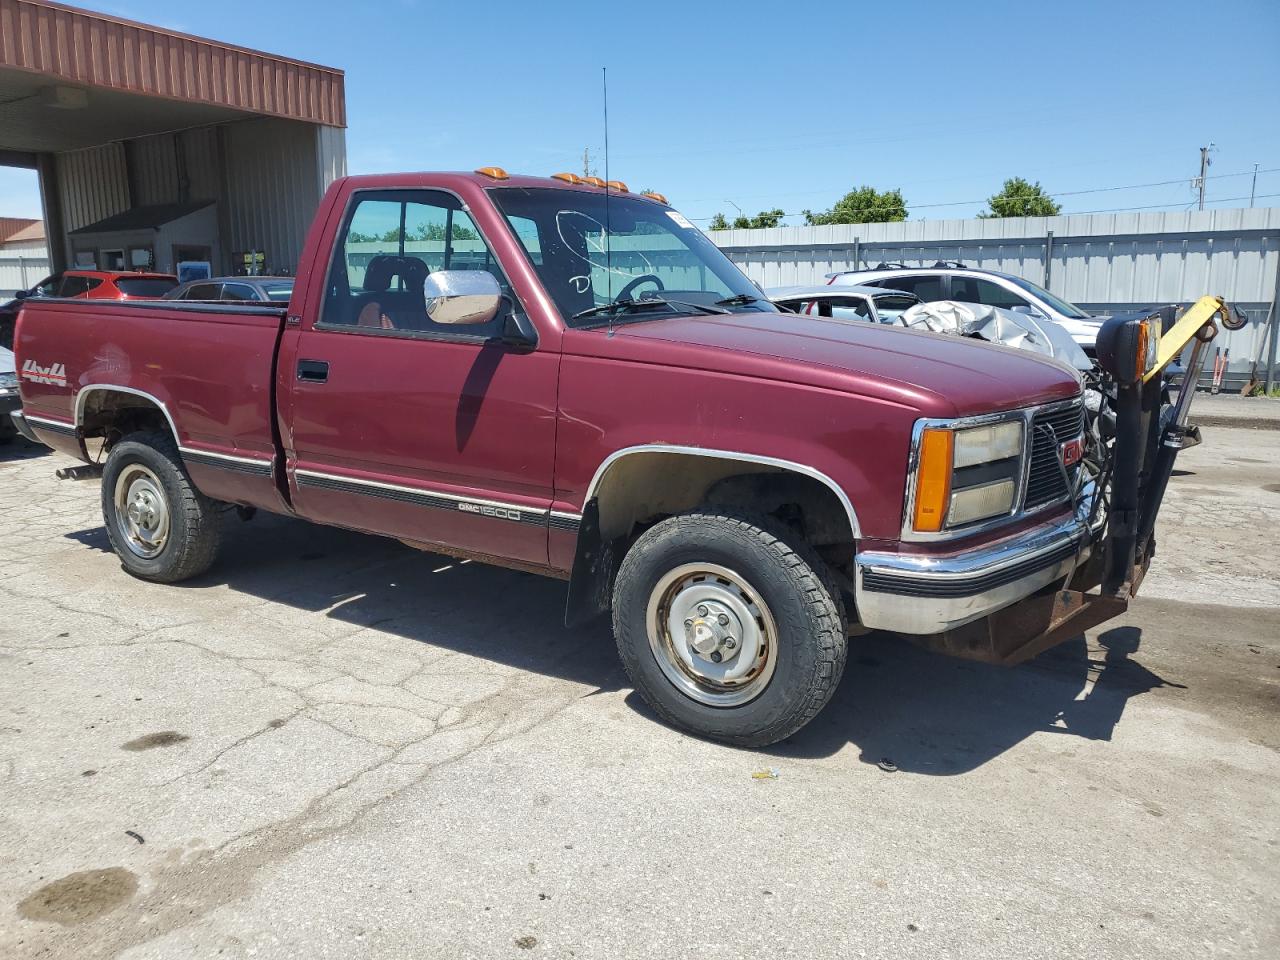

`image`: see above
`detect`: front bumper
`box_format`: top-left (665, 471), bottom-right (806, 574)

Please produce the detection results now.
top-left (855, 501), bottom-right (1103, 635)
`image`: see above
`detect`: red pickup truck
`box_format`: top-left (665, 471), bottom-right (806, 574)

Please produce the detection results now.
top-left (10, 169), bottom-right (1214, 746)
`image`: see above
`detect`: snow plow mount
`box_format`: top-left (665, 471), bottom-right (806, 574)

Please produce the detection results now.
top-left (921, 296), bottom-right (1231, 665)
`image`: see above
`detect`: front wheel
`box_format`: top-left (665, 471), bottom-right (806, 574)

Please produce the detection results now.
top-left (101, 432), bottom-right (224, 583)
top-left (612, 511), bottom-right (847, 747)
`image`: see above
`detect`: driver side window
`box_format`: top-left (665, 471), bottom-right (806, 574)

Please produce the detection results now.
top-left (952, 277), bottom-right (1029, 310)
top-left (322, 189), bottom-right (517, 337)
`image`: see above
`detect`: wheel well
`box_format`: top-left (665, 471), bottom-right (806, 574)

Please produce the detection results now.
top-left (565, 451), bottom-right (858, 628)
top-left (78, 389), bottom-right (175, 448)
top-left (592, 452), bottom-right (855, 549)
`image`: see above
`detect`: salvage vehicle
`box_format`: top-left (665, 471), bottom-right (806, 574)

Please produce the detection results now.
top-left (767, 284), bottom-right (921, 324)
top-left (827, 262), bottom-right (1105, 354)
top-left (9, 169), bottom-right (1232, 746)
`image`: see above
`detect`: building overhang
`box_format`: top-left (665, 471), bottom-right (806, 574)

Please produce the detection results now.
top-left (0, 0), bottom-right (345, 154)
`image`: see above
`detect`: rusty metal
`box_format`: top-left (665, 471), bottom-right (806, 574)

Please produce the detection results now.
top-left (914, 588), bottom-right (1129, 666)
top-left (0, 0), bottom-right (345, 127)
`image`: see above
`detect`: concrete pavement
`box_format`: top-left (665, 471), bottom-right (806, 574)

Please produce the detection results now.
top-left (0, 427), bottom-right (1277, 959)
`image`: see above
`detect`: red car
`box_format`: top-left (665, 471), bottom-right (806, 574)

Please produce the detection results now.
top-left (22, 270), bottom-right (179, 300)
top-left (2, 270), bottom-right (178, 349)
top-left (10, 170), bottom-right (1208, 746)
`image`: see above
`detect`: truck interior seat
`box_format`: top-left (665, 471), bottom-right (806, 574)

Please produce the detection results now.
top-left (354, 255), bottom-right (431, 329)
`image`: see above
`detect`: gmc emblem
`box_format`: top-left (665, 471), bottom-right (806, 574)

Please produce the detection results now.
top-left (1059, 437), bottom-right (1084, 467)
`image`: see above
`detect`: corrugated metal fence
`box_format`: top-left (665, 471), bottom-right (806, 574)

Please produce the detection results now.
top-left (0, 255), bottom-right (51, 296)
top-left (710, 207), bottom-right (1280, 390)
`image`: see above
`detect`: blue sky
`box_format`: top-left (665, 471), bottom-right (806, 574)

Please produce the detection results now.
top-left (2, 0), bottom-right (1278, 224)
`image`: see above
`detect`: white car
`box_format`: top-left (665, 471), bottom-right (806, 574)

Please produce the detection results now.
top-left (766, 284), bottom-right (921, 324)
top-left (826, 263), bottom-right (1104, 354)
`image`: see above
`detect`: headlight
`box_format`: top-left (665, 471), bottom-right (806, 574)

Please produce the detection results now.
top-left (910, 420), bottom-right (1024, 533)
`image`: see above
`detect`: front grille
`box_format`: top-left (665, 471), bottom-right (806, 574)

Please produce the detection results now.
top-left (1024, 401), bottom-right (1084, 509)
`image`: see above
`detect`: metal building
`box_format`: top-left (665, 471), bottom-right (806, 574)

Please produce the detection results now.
top-left (0, 0), bottom-right (346, 279)
top-left (710, 207), bottom-right (1280, 390)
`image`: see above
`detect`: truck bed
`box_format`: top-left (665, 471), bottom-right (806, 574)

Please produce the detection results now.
top-left (16, 297), bottom-right (289, 509)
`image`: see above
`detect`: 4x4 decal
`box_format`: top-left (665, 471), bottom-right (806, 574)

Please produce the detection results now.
top-left (21, 360), bottom-right (68, 387)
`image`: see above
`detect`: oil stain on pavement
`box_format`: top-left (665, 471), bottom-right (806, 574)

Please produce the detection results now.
top-left (121, 732), bottom-right (189, 751)
top-left (17, 868), bottom-right (139, 925)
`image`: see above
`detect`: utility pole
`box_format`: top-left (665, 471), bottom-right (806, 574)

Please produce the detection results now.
top-left (1193, 143), bottom-right (1215, 211)
top-left (1250, 162), bottom-right (1260, 208)
top-left (581, 147), bottom-right (594, 179)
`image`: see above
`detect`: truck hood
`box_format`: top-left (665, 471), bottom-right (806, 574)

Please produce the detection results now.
top-left (579, 311), bottom-right (1082, 417)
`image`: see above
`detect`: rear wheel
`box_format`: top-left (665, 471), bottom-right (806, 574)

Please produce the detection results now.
top-left (612, 511), bottom-right (847, 747)
top-left (101, 432), bottom-right (223, 582)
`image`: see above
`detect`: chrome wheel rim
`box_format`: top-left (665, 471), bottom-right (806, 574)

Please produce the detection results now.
top-left (113, 464), bottom-right (170, 559)
top-left (646, 562), bottom-right (778, 707)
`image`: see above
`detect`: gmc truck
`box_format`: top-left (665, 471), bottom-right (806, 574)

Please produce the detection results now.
top-left (10, 169), bottom-right (1225, 747)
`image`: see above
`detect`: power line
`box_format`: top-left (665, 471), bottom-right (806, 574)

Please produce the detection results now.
top-left (693, 168), bottom-right (1280, 222)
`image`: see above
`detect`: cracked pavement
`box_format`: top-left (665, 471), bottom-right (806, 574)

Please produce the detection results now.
top-left (0, 428), bottom-right (1277, 959)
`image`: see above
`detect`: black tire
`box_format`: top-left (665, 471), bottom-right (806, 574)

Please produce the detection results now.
top-left (612, 510), bottom-right (847, 748)
top-left (100, 431), bottom-right (223, 583)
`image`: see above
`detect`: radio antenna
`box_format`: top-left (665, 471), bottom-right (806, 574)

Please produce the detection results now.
top-left (603, 65), bottom-right (615, 337)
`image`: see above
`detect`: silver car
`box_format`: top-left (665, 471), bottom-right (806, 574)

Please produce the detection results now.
top-left (767, 284), bottom-right (921, 324)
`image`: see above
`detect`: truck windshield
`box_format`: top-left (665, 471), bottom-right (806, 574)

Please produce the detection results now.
top-left (490, 188), bottom-right (771, 327)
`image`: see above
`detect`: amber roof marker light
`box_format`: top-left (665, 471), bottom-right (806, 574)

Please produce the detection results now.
top-left (551, 172), bottom-right (584, 184)
top-left (475, 166), bottom-right (509, 180)
top-left (640, 191), bottom-right (669, 204)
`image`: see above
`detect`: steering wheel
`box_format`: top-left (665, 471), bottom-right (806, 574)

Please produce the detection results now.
top-left (616, 274), bottom-right (664, 302)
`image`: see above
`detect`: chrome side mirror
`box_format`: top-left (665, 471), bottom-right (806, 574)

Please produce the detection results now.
top-left (423, 270), bottom-right (502, 326)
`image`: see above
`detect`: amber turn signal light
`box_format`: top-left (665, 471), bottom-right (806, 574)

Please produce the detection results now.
top-left (475, 166), bottom-right (509, 180)
top-left (912, 428), bottom-right (953, 533)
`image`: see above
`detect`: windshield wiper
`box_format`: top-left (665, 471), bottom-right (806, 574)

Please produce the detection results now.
top-left (715, 293), bottom-right (759, 306)
top-left (570, 297), bottom-right (668, 322)
top-left (571, 295), bottom-right (729, 322)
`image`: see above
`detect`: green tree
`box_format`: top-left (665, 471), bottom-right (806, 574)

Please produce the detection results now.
top-left (709, 209), bottom-right (785, 229)
top-left (804, 186), bottom-right (907, 225)
top-left (731, 208), bottom-right (786, 229)
top-left (979, 177), bottom-right (1061, 218)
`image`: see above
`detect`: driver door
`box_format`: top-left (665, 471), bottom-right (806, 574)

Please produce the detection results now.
top-left (281, 188), bottom-right (559, 567)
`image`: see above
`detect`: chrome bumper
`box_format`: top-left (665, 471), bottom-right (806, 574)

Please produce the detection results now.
top-left (8, 408), bottom-right (38, 443)
top-left (855, 503), bottom-right (1104, 635)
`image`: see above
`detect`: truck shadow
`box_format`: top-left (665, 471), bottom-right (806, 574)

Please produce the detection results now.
top-left (0, 436), bottom-right (51, 462)
top-left (762, 624), bottom-right (1183, 774)
top-left (64, 511), bottom-right (1181, 774)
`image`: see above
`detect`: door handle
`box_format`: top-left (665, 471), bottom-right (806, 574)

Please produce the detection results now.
top-left (297, 359), bottom-right (329, 383)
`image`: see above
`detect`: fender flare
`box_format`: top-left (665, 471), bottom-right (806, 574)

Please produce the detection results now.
top-left (75, 383), bottom-right (182, 442)
top-left (583, 444), bottom-right (861, 539)
top-left (565, 444), bottom-right (861, 626)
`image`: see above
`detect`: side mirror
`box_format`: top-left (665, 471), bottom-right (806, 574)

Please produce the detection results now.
top-left (13, 289), bottom-right (29, 301)
top-left (423, 270), bottom-right (502, 326)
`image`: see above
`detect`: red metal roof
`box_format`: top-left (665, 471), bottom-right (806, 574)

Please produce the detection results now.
top-left (0, 0), bottom-right (345, 127)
